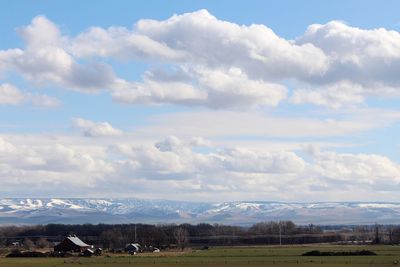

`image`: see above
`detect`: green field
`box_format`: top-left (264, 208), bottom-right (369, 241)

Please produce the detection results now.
top-left (1, 245), bottom-right (400, 267)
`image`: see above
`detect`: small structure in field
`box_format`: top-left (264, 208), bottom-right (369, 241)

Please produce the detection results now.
top-left (125, 243), bottom-right (141, 254)
top-left (94, 248), bottom-right (103, 256)
top-left (54, 235), bottom-right (90, 253)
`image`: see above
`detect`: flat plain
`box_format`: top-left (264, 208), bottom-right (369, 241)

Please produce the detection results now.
top-left (1, 245), bottom-right (400, 267)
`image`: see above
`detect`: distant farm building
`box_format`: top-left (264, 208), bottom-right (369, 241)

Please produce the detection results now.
top-left (94, 248), bottom-right (103, 256)
top-left (54, 235), bottom-right (90, 252)
top-left (125, 243), bottom-right (141, 253)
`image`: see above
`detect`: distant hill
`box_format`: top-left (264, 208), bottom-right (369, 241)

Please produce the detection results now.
top-left (1, 198), bottom-right (400, 225)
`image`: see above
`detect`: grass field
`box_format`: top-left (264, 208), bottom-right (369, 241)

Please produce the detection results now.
top-left (1, 245), bottom-right (400, 267)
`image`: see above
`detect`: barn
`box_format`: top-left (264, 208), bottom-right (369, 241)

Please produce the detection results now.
top-left (54, 235), bottom-right (90, 252)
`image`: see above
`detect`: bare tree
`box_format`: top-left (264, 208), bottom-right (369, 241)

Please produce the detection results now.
top-left (36, 237), bottom-right (50, 248)
top-left (100, 228), bottom-right (123, 249)
top-left (23, 238), bottom-right (35, 250)
top-left (174, 226), bottom-right (189, 251)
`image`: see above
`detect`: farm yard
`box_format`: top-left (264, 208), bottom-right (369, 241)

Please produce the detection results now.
top-left (1, 245), bottom-right (400, 267)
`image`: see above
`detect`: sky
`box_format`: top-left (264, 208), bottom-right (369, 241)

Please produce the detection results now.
top-left (1, 0), bottom-right (400, 202)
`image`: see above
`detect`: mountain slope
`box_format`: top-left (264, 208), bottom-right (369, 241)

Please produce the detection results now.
top-left (1, 198), bottom-right (400, 225)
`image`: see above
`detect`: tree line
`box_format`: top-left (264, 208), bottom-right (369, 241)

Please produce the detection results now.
top-left (1, 221), bottom-right (400, 249)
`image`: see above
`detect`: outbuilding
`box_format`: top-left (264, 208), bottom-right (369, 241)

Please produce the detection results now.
top-left (125, 243), bottom-right (141, 253)
top-left (94, 248), bottom-right (103, 256)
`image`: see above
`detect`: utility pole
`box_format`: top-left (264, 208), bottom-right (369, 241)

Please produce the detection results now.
top-left (279, 221), bottom-right (282, 246)
top-left (134, 225), bottom-right (137, 243)
top-left (374, 223), bottom-right (380, 244)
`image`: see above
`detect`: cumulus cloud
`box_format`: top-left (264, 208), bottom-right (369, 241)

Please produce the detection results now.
top-left (1, 134), bottom-right (400, 200)
top-left (112, 76), bottom-right (208, 106)
top-left (307, 149), bottom-right (400, 185)
top-left (71, 10), bottom-right (328, 80)
top-left (194, 67), bottom-right (287, 108)
top-left (72, 118), bottom-right (123, 137)
top-left (297, 21), bottom-right (400, 87)
top-left (70, 26), bottom-right (186, 61)
top-left (1, 16), bottom-right (116, 92)
top-left (3, 12), bottom-right (400, 108)
top-left (112, 67), bottom-right (287, 108)
top-left (0, 136), bottom-right (113, 190)
top-left (74, 12), bottom-right (400, 108)
top-left (0, 83), bottom-right (60, 107)
top-left (217, 148), bottom-right (305, 174)
top-left (0, 138), bottom-right (84, 172)
top-left (69, 11), bottom-right (400, 108)
top-left (109, 135), bottom-right (306, 182)
top-left (0, 49), bottom-right (23, 74)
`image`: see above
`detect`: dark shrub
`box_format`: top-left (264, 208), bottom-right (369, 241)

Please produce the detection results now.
top-left (22, 251), bottom-right (46, 257)
top-left (6, 251), bottom-right (46, 257)
top-left (6, 250), bottom-right (22, 257)
top-left (302, 250), bottom-right (376, 256)
top-left (302, 250), bottom-right (322, 256)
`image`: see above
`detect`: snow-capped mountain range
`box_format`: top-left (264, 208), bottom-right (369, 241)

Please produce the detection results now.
top-left (1, 198), bottom-right (400, 225)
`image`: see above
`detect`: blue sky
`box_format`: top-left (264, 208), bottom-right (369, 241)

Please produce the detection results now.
top-left (1, 1), bottom-right (400, 202)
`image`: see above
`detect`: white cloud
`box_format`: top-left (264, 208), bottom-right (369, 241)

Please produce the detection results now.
top-left (296, 21), bottom-right (400, 93)
top-left (0, 136), bottom-right (113, 188)
top-left (17, 15), bottom-right (63, 48)
top-left (30, 94), bottom-right (60, 107)
top-left (72, 11), bottom-right (400, 108)
top-left (134, 10), bottom-right (329, 80)
top-left (0, 83), bottom-right (60, 107)
top-left (194, 67), bottom-right (287, 108)
top-left (0, 12), bottom-right (320, 108)
top-left (109, 135), bottom-right (306, 181)
top-left (1, 134), bottom-right (400, 201)
top-left (189, 137), bottom-right (213, 147)
top-left (217, 148), bottom-right (305, 174)
top-left (0, 83), bottom-right (25, 105)
top-left (112, 67), bottom-right (287, 108)
top-left (70, 26), bottom-right (186, 61)
top-left (70, 10), bottom-right (328, 80)
top-left (2, 11), bottom-right (400, 201)
top-left (3, 12), bottom-right (400, 108)
top-left (112, 77), bottom-right (208, 106)
top-left (135, 110), bottom-right (380, 139)
top-left (290, 81), bottom-right (365, 109)
top-left (307, 149), bottom-right (400, 185)
top-left (0, 49), bottom-right (23, 74)
top-left (1, 16), bottom-right (116, 92)
top-left (72, 118), bottom-right (123, 137)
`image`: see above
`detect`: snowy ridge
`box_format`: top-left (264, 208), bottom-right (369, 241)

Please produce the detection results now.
top-left (1, 199), bottom-right (400, 225)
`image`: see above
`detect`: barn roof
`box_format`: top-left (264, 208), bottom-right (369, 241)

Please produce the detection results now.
top-left (66, 236), bottom-right (89, 247)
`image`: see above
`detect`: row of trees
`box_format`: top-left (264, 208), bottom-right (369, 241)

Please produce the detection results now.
top-left (1, 222), bottom-right (400, 249)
